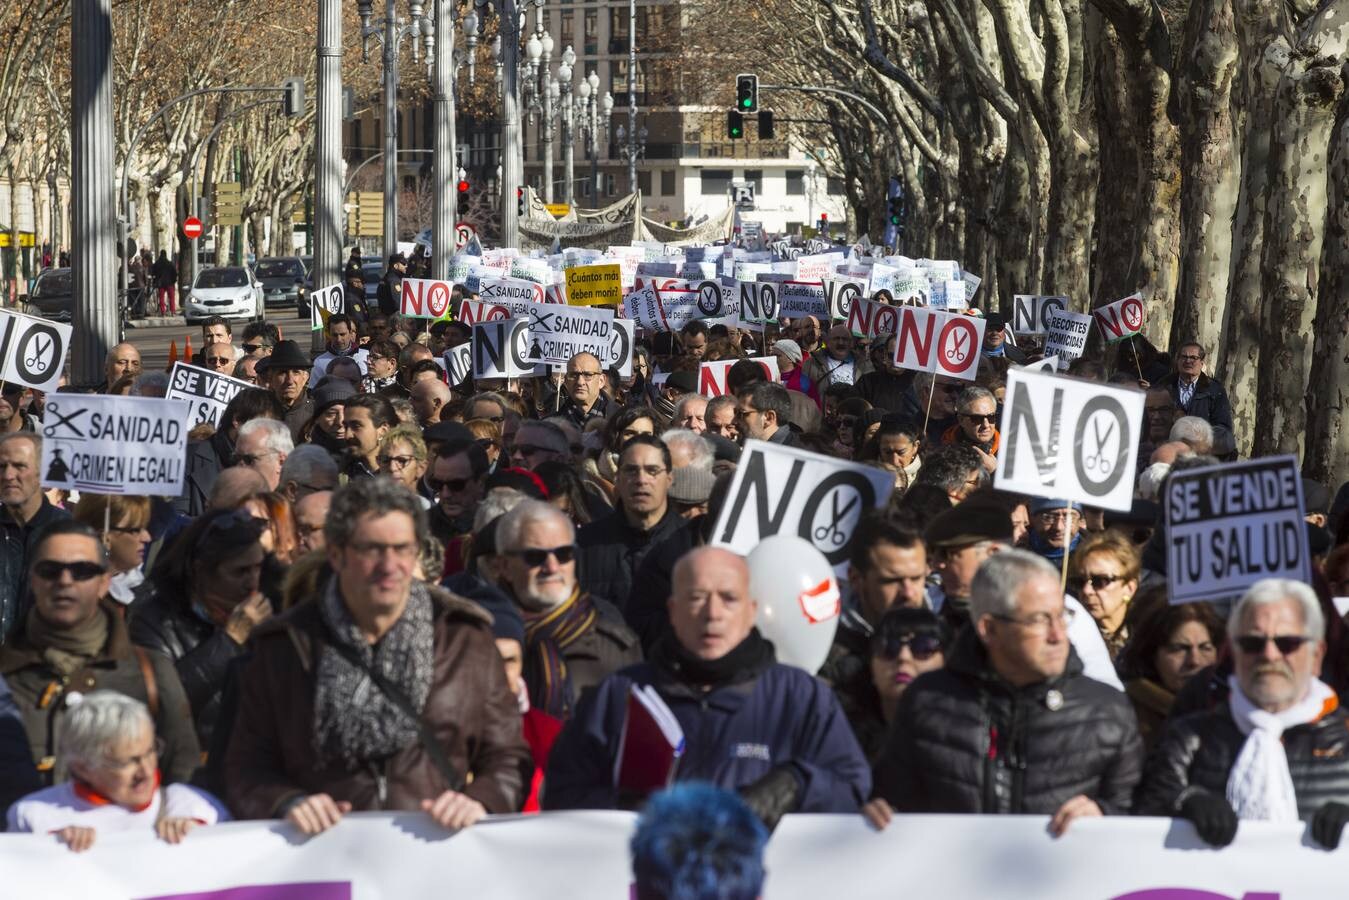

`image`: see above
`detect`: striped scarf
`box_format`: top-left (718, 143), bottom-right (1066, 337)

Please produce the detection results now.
top-left (522, 587), bottom-right (597, 719)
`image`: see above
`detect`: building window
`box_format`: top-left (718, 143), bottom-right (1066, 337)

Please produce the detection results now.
top-left (744, 169), bottom-right (763, 194)
top-left (661, 170), bottom-right (675, 196)
top-left (701, 169), bottom-right (732, 196)
top-left (826, 176), bottom-right (845, 195)
top-left (786, 170), bottom-right (805, 195)
top-left (560, 11), bottom-right (573, 47)
top-left (584, 10), bottom-right (597, 55)
top-left (611, 60), bottom-right (645, 103)
top-left (638, 170), bottom-right (652, 195)
top-left (605, 173), bottom-right (617, 197)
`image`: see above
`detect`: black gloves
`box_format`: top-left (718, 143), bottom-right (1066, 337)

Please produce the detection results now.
top-left (1179, 791), bottom-right (1239, 847)
top-left (1312, 801), bottom-right (1349, 850)
top-left (738, 765), bottom-right (803, 831)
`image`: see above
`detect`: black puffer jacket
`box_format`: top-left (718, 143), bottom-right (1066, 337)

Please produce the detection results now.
top-left (578, 505), bottom-right (683, 618)
top-left (873, 627), bottom-right (1143, 814)
top-left (1134, 697), bottom-right (1349, 819)
top-left (128, 594), bottom-right (251, 747)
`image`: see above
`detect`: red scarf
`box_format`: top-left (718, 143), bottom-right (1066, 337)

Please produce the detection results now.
top-left (72, 769), bottom-right (161, 812)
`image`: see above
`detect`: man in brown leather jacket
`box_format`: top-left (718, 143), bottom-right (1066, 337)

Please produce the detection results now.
top-left (223, 478), bottom-right (531, 834)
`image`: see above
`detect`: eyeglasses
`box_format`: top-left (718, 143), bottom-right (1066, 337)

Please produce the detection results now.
top-left (992, 608), bottom-right (1076, 632)
top-left (619, 464), bottom-right (669, 480)
top-left (1036, 510), bottom-right (1079, 524)
top-left (960, 413), bottom-right (996, 424)
top-left (346, 541), bottom-right (419, 561)
top-left (206, 357), bottom-right (232, 366)
top-left (875, 633), bottom-right (944, 661)
top-left (428, 476), bottom-right (473, 494)
top-left (566, 371), bottom-right (603, 381)
top-left (232, 451), bottom-right (272, 467)
top-left (507, 545), bottom-right (576, 566)
top-left (1177, 354), bottom-right (1204, 362)
top-left (102, 738), bottom-right (164, 774)
top-left (107, 524), bottom-right (147, 535)
top-left (242, 343), bottom-right (263, 354)
top-left (512, 443), bottom-right (560, 458)
top-left (378, 454), bottom-right (420, 469)
top-left (477, 438), bottom-right (498, 451)
top-left (1077, 573), bottom-right (1128, 591)
top-left (1234, 634), bottom-right (1312, 655)
top-left (33, 560), bottom-right (108, 582)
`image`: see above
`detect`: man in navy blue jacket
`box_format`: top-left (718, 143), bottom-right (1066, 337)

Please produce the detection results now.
top-left (544, 546), bottom-right (870, 827)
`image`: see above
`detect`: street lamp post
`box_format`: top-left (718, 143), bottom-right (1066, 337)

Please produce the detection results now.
top-left (497, 0), bottom-right (522, 247)
top-left (313, 0), bottom-right (343, 319)
top-left (357, 0), bottom-right (431, 261)
top-left (626, 0), bottom-right (637, 193)
top-left (430, 0), bottom-right (456, 278)
top-left (559, 46), bottom-right (575, 206)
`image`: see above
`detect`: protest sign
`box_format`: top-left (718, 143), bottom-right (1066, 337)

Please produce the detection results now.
top-left (0, 309), bottom-right (70, 393)
top-left (621, 285), bottom-right (666, 331)
top-left (399, 277), bottom-right (455, 319)
top-left (892, 307), bottom-right (985, 381)
top-left (963, 270), bottom-right (982, 303)
top-left (443, 342), bottom-right (471, 387)
top-left (520, 304), bottom-right (615, 366)
top-left (479, 276), bottom-right (548, 308)
top-left (1165, 455), bottom-right (1310, 605)
top-left (1017, 355), bottom-right (1060, 373)
top-left (166, 362), bottom-right (252, 429)
top-left (994, 367), bottom-right (1145, 513)
top-left (1043, 309), bottom-right (1093, 369)
top-left (793, 252), bottom-right (841, 283)
top-left (456, 299), bottom-right (512, 327)
top-left (473, 318), bottom-right (533, 380)
top-left (565, 264), bottom-right (623, 306)
top-left (1093, 292), bottom-right (1147, 343)
top-left (738, 280), bottom-right (780, 330)
top-left (602, 318), bottom-right (635, 377)
top-left (777, 281), bottom-right (829, 319)
top-left (509, 255), bottom-right (552, 284)
top-left (887, 270), bottom-right (931, 306)
top-left (929, 279), bottom-right (969, 311)
top-left (697, 356), bottom-right (780, 398)
top-left (711, 440), bottom-right (895, 575)
top-left (845, 297), bottom-right (901, 340)
top-left (653, 279), bottom-right (737, 330)
top-left (308, 284), bottom-right (344, 331)
top-left (1012, 294), bottom-right (1068, 335)
top-left (40, 395), bottom-right (191, 495)
top-left (823, 275), bottom-right (866, 320)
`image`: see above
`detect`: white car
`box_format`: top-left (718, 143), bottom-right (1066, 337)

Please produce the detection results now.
top-left (186, 266), bottom-right (263, 325)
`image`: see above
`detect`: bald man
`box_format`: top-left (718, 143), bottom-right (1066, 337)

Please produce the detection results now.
top-left (544, 546), bottom-right (871, 826)
top-left (410, 378), bottom-right (452, 427)
top-left (104, 343), bottom-right (142, 391)
top-left (201, 341), bottom-right (236, 376)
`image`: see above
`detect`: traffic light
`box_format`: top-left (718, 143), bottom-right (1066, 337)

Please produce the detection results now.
top-left (517, 186), bottom-right (526, 217)
top-left (457, 179), bottom-right (470, 216)
top-left (887, 193), bottom-right (904, 227)
top-left (282, 78), bottom-right (304, 117)
top-left (735, 74), bottom-right (758, 114)
top-left (727, 110), bottom-right (744, 139)
top-left (818, 213), bottom-right (829, 234)
top-left (758, 109), bottom-right (774, 139)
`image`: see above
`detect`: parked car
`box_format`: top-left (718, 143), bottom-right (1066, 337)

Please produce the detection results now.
top-left (254, 256), bottom-right (307, 309)
top-left (26, 268), bottom-right (73, 322)
top-left (185, 266), bottom-right (262, 325)
top-left (362, 261), bottom-right (384, 306)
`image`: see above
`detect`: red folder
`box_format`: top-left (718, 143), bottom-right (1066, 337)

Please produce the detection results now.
top-left (614, 684), bottom-right (686, 798)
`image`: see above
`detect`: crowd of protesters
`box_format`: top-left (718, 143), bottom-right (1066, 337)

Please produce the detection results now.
top-left (0, 254), bottom-right (1346, 871)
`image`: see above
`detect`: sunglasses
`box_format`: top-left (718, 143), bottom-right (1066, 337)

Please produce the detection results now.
top-left (33, 560), bottom-right (108, 582)
top-left (512, 443), bottom-right (559, 458)
top-left (428, 477), bottom-right (472, 494)
top-left (206, 357), bottom-right (232, 366)
top-left (1076, 573), bottom-right (1127, 591)
top-left (242, 343), bottom-right (263, 354)
top-left (508, 545), bottom-right (576, 566)
top-left (875, 633), bottom-right (943, 661)
top-left (1234, 634), bottom-right (1312, 655)
top-left (960, 413), bottom-right (996, 424)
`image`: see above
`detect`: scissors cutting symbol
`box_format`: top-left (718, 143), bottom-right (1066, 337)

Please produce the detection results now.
top-left (813, 491), bottom-right (860, 548)
top-left (944, 330), bottom-right (969, 362)
top-left (1083, 417), bottom-right (1115, 475)
top-left (42, 402), bottom-right (87, 439)
top-left (24, 334), bottom-right (52, 371)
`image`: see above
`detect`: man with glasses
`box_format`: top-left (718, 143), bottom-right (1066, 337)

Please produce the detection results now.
top-left (0, 520), bottom-right (200, 785)
top-left (293, 490), bottom-right (332, 554)
top-left (466, 392), bottom-right (509, 425)
top-left (240, 322), bottom-right (279, 360)
top-left (426, 438), bottom-right (490, 544)
top-left (1136, 579), bottom-right (1349, 849)
top-left (0, 434), bottom-right (70, 643)
top-left (578, 435), bottom-right (683, 613)
top-left (803, 324), bottom-right (872, 393)
top-left (200, 342), bottom-right (236, 377)
top-left (509, 420), bottom-right (570, 471)
top-left (232, 418), bottom-right (294, 491)
top-left (495, 500), bottom-right (640, 719)
top-left (867, 550), bottom-right (1142, 832)
top-left (1025, 497), bottom-right (1084, 568)
top-left (735, 381), bottom-right (800, 448)
top-left (942, 386), bottom-right (1000, 473)
top-left (223, 478), bottom-right (530, 833)
top-left (979, 313), bottom-right (1026, 363)
top-left (559, 352), bottom-right (610, 431)
top-left (258, 340), bottom-right (314, 444)
top-left (1157, 341), bottom-right (1234, 456)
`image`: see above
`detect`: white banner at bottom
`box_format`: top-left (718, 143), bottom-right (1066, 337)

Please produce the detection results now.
top-left (0, 810), bottom-right (1335, 899)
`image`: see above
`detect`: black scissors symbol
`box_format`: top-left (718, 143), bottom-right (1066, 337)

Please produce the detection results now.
top-left (42, 402), bottom-right (87, 439)
top-left (813, 491), bottom-right (860, 548)
top-left (1084, 417), bottom-right (1115, 475)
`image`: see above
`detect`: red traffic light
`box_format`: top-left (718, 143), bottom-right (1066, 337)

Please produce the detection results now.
top-left (457, 180), bottom-right (470, 193)
top-left (820, 213), bottom-right (828, 222)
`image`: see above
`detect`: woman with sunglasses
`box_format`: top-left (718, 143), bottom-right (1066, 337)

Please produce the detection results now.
top-left (1068, 531), bottom-right (1141, 659)
top-left (846, 607), bottom-right (951, 763)
top-left (830, 398), bottom-right (873, 460)
top-left (464, 417), bottom-right (503, 473)
top-left (129, 510), bottom-right (270, 746)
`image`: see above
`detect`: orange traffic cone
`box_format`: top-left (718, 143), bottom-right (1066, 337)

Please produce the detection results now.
top-left (165, 340), bottom-right (178, 371)
top-left (184, 335), bottom-right (193, 364)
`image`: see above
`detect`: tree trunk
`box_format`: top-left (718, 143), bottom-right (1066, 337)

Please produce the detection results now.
top-left (1172, 0), bottom-right (1239, 353)
top-left (1305, 105), bottom-right (1349, 487)
top-left (994, 128), bottom-right (1034, 307)
top-left (1252, 47), bottom-right (1342, 458)
top-left (1043, 130), bottom-right (1097, 308)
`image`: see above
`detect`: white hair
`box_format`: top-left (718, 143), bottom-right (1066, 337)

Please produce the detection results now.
top-left (237, 417), bottom-right (294, 456)
top-left (969, 549), bottom-right (1059, 620)
top-left (495, 498), bottom-right (575, 553)
top-left (1229, 578), bottom-right (1324, 641)
top-left (58, 691), bottom-right (153, 772)
top-left (279, 444), bottom-right (338, 486)
top-left (672, 393), bottom-right (708, 423)
top-left (1137, 461), bottom-right (1172, 501)
top-left (661, 429), bottom-right (714, 471)
top-left (131, 371), bottom-right (169, 397)
top-left (473, 487), bottom-right (529, 533)
top-left (1170, 416), bottom-right (1214, 454)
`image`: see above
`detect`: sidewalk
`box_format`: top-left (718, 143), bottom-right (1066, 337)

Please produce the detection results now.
top-left (127, 315), bottom-right (187, 328)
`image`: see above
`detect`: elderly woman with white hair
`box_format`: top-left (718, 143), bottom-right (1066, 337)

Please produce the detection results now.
top-left (6, 692), bottom-right (228, 850)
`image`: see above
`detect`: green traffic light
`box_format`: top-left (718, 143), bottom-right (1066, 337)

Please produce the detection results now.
top-left (731, 128), bottom-right (742, 137)
top-left (741, 97), bottom-right (751, 108)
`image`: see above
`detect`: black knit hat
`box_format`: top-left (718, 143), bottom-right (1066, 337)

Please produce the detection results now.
top-left (923, 499), bottom-right (1014, 549)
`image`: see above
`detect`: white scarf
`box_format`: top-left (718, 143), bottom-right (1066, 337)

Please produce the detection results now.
top-left (1225, 675), bottom-right (1336, 822)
